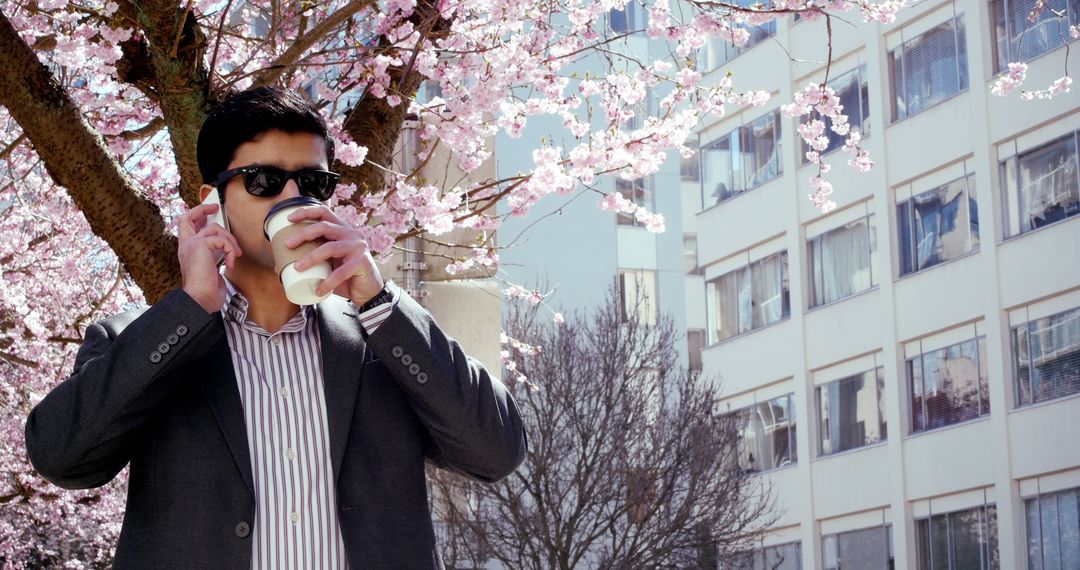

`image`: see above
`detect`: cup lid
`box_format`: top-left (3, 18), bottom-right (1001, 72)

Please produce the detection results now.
top-left (263, 196), bottom-right (324, 240)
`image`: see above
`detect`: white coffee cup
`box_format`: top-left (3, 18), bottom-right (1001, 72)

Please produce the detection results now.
top-left (263, 197), bottom-right (333, 305)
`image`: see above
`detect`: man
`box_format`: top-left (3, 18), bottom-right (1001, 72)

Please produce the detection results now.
top-left (25, 86), bottom-right (527, 569)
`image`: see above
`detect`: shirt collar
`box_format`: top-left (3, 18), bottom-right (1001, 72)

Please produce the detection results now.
top-left (220, 272), bottom-right (314, 334)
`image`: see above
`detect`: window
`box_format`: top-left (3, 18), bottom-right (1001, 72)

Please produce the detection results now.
top-left (907, 335), bottom-right (990, 433)
top-left (702, 0), bottom-right (777, 70)
top-left (823, 525), bottom-right (894, 569)
top-left (618, 269), bottom-right (659, 326)
top-left (802, 65), bottom-right (872, 161)
top-left (991, 0), bottom-right (1079, 72)
top-left (729, 393), bottom-right (797, 473)
top-left (616, 177), bottom-right (655, 226)
top-left (817, 367), bottom-right (887, 456)
top-left (688, 329), bottom-right (705, 373)
top-left (682, 140), bottom-right (701, 182)
top-left (684, 234), bottom-right (701, 275)
top-left (889, 16), bottom-right (970, 121)
top-left (897, 172), bottom-right (979, 275)
top-left (1024, 487), bottom-right (1080, 570)
top-left (808, 214), bottom-right (878, 307)
top-left (700, 110), bottom-right (783, 209)
top-left (1001, 131), bottom-right (1080, 236)
top-left (610, 2), bottom-right (646, 33)
top-left (1013, 305), bottom-right (1080, 406)
top-left (915, 504), bottom-right (999, 569)
top-left (706, 251), bottom-right (790, 344)
top-left (728, 541), bottom-right (803, 569)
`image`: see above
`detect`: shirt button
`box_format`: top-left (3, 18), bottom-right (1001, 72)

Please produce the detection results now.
top-left (290, 512), bottom-right (300, 524)
top-left (286, 448), bottom-right (296, 461)
top-left (279, 387), bottom-right (288, 398)
top-left (272, 336), bottom-right (282, 346)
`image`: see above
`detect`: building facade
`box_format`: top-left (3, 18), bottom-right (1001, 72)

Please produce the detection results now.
top-left (497, 2), bottom-right (698, 371)
top-left (688, 0), bottom-right (1080, 567)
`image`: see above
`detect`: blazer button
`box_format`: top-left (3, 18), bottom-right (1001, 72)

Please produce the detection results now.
top-left (416, 372), bottom-right (429, 384)
top-left (400, 354), bottom-right (413, 366)
top-left (149, 351), bottom-right (161, 364)
top-left (176, 324), bottom-right (188, 337)
top-left (157, 342), bottom-right (170, 354)
top-left (235, 521), bottom-right (251, 538)
top-left (391, 346), bottom-right (404, 358)
top-left (167, 333), bottom-right (179, 345)
top-left (408, 363), bottom-right (421, 376)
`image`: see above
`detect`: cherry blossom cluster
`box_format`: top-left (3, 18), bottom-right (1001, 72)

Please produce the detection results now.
top-left (782, 82), bottom-right (874, 212)
top-left (2, 0), bottom-right (1077, 560)
top-left (500, 331), bottom-right (542, 389)
top-left (444, 247), bottom-right (499, 276)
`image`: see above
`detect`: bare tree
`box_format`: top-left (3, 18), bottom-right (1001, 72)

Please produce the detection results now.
top-left (431, 284), bottom-right (779, 570)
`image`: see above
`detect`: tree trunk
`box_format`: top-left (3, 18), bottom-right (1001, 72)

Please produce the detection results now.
top-left (0, 11), bottom-right (180, 303)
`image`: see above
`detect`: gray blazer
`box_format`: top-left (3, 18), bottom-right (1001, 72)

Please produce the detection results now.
top-left (25, 283), bottom-right (527, 569)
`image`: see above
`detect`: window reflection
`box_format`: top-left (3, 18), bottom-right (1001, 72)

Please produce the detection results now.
top-left (817, 367), bottom-right (887, 455)
top-left (897, 173), bottom-right (978, 275)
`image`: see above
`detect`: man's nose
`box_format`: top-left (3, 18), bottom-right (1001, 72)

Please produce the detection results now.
top-left (281, 177), bottom-right (302, 199)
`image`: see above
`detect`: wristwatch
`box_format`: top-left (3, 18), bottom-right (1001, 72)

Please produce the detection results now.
top-left (357, 283), bottom-right (394, 312)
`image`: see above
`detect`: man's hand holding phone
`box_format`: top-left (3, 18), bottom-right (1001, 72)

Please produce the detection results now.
top-left (179, 189), bottom-right (242, 314)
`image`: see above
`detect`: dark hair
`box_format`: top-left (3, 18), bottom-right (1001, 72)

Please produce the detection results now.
top-left (197, 86), bottom-right (336, 184)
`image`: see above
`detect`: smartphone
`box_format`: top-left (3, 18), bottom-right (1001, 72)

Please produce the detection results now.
top-left (201, 188), bottom-right (227, 230)
top-left (200, 188), bottom-right (229, 266)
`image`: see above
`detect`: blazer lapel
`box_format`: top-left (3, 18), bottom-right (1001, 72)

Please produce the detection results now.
top-left (200, 324), bottom-right (256, 498)
top-left (317, 296), bottom-right (366, 485)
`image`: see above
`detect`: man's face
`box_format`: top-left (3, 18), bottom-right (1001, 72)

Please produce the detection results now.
top-left (216, 129), bottom-right (330, 274)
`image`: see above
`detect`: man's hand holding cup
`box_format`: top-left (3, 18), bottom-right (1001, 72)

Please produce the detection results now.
top-left (273, 201), bottom-right (383, 306)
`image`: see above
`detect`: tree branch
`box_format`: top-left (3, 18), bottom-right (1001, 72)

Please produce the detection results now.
top-left (251, 0), bottom-right (377, 88)
top-left (130, 0), bottom-right (214, 204)
top-left (0, 11), bottom-right (180, 303)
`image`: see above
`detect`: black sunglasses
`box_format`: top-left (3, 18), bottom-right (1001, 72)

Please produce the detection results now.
top-left (212, 165), bottom-right (340, 201)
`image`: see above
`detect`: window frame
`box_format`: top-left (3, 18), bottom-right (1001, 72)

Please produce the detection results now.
top-left (1011, 304), bottom-right (1080, 407)
top-left (906, 334), bottom-right (991, 434)
top-left (896, 172), bottom-right (980, 277)
top-left (816, 366), bottom-right (888, 457)
top-left (1000, 130), bottom-right (1080, 238)
top-left (888, 14), bottom-right (971, 122)
top-left (704, 251), bottom-right (791, 346)
top-left (800, 64), bottom-right (872, 163)
top-left (726, 393), bottom-right (799, 474)
top-left (807, 213), bottom-right (879, 308)
top-left (914, 503), bottom-right (999, 570)
top-left (990, 0), bottom-right (1080, 73)
top-left (618, 268), bottom-right (660, 326)
top-left (699, 110), bottom-right (784, 211)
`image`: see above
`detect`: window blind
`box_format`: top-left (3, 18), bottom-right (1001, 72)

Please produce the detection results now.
top-left (1014, 305), bottom-right (1080, 406)
top-left (890, 16), bottom-right (970, 121)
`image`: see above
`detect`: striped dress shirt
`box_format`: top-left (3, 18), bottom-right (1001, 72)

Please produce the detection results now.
top-left (220, 277), bottom-right (397, 569)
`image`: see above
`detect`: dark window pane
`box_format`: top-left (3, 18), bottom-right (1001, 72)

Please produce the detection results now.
top-left (1015, 306), bottom-right (1080, 406)
top-left (892, 17), bottom-right (970, 120)
top-left (1016, 134), bottom-right (1080, 232)
top-left (817, 368), bottom-right (887, 455)
top-left (897, 173), bottom-right (978, 276)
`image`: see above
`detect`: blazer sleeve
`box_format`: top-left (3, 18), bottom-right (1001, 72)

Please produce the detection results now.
top-left (24, 289), bottom-right (221, 490)
top-left (363, 283), bottom-right (528, 483)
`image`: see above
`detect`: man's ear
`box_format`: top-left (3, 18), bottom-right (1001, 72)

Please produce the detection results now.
top-left (198, 184), bottom-right (215, 202)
